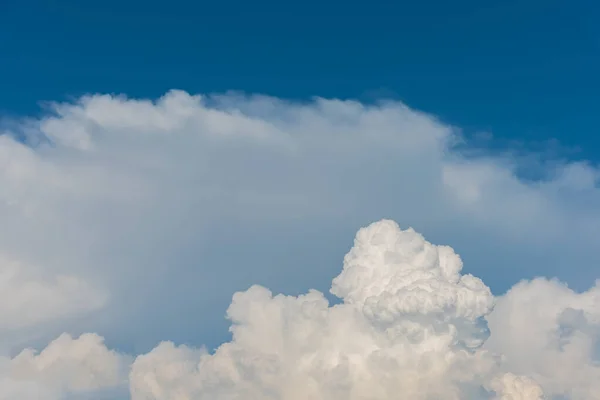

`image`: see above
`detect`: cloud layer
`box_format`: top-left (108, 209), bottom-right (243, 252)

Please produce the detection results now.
top-left (3, 219), bottom-right (599, 399)
top-left (0, 91), bottom-right (599, 398)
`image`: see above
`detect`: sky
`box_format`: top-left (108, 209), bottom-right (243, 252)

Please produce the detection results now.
top-left (1, 0), bottom-right (599, 156)
top-left (0, 1), bottom-right (600, 399)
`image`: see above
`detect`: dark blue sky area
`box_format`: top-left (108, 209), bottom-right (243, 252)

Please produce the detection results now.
top-left (1, 0), bottom-right (598, 158)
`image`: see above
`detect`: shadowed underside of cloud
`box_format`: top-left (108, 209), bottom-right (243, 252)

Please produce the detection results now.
top-left (0, 91), bottom-right (599, 398)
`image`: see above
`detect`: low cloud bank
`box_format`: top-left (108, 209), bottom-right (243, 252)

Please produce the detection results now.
top-left (2, 220), bottom-right (598, 399)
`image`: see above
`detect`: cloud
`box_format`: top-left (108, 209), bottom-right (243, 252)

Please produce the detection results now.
top-left (0, 253), bottom-right (106, 352)
top-left (330, 220), bottom-right (494, 324)
top-left (0, 91), bottom-right (599, 398)
top-left (485, 278), bottom-right (600, 399)
top-left (153, 220), bottom-right (497, 400)
top-left (5, 220), bottom-right (600, 399)
top-left (0, 333), bottom-right (129, 399)
top-left (0, 255), bottom-right (105, 324)
top-left (487, 373), bottom-right (544, 400)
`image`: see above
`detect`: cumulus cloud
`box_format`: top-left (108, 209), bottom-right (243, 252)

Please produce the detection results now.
top-left (138, 220), bottom-right (498, 400)
top-left (487, 373), bottom-right (544, 400)
top-left (485, 278), bottom-right (600, 399)
top-left (0, 333), bottom-right (129, 399)
top-left (0, 91), bottom-right (599, 398)
top-left (6, 220), bottom-right (600, 399)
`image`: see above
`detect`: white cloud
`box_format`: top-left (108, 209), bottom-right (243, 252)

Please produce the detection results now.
top-left (7, 220), bottom-right (600, 399)
top-left (0, 90), bottom-right (599, 398)
top-left (330, 220), bottom-right (494, 323)
top-left (0, 254), bottom-right (106, 351)
top-left (0, 333), bottom-right (129, 399)
top-left (485, 278), bottom-right (600, 399)
top-left (487, 373), bottom-right (544, 400)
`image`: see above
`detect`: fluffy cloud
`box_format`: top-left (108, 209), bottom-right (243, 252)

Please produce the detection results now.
top-left (0, 333), bottom-right (129, 399)
top-left (487, 373), bottom-right (544, 400)
top-left (128, 220), bottom-right (498, 400)
top-left (0, 91), bottom-right (599, 398)
top-left (6, 220), bottom-right (600, 399)
top-left (485, 278), bottom-right (600, 399)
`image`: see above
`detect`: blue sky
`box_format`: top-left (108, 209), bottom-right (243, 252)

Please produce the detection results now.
top-left (1, 0), bottom-right (599, 158)
top-left (1, 2), bottom-right (600, 398)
